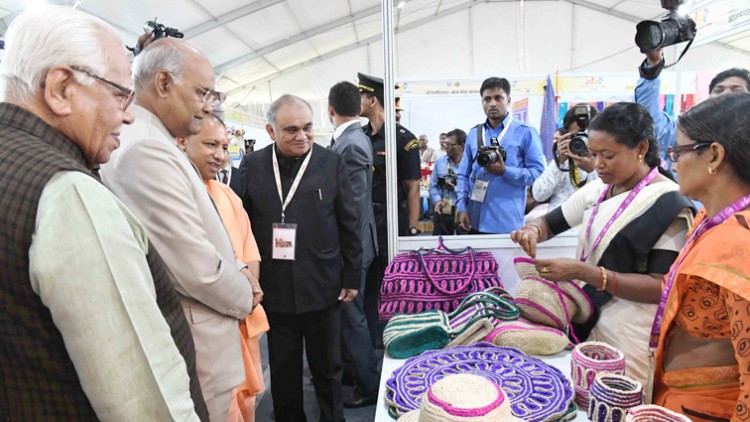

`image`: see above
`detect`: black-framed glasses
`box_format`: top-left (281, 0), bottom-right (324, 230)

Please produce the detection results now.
top-left (667, 142), bottom-right (711, 162)
top-left (70, 65), bottom-right (135, 111)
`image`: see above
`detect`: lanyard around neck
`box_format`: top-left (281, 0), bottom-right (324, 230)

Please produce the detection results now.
top-left (579, 166), bottom-right (659, 262)
top-left (272, 146), bottom-right (313, 223)
top-left (481, 115), bottom-right (514, 148)
top-left (649, 193), bottom-right (750, 349)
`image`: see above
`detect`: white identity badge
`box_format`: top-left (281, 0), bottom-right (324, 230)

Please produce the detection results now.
top-left (470, 179), bottom-right (489, 203)
top-left (271, 146), bottom-right (312, 261)
top-left (272, 223), bottom-right (297, 260)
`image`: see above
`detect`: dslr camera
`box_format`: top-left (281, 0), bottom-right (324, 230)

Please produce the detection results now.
top-left (144, 19), bottom-right (184, 41)
top-left (568, 104), bottom-right (592, 156)
top-left (477, 137), bottom-right (507, 167)
top-left (635, 0), bottom-right (696, 53)
top-left (129, 18), bottom-right (184, 56)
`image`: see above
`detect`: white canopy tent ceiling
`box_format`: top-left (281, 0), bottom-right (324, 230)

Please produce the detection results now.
top-left (0, 0), bottom-right (748, 107)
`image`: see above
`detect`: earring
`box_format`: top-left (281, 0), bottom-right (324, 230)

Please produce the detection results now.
top-left (638, 154), bottom-right (643, 163)
top-left (708, 167), bottom-right (716, 175)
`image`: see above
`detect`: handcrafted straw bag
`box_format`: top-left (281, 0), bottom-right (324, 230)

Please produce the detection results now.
top-left (379, 239), bottom-right (504, 321)
top-left (486, 317), bottom-right (571, 355)
top-left (625, 405), bottom-right (691, 421)
top-left (513, 257), bottom-right (594, 341)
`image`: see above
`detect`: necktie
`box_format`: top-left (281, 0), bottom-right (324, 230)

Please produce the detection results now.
top-left (329, 136), bottom-right (335, 149)
top-left (220, 169), bottom-right (228, 184)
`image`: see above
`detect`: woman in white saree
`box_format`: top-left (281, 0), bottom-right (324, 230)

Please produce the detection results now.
top-left (511, 102), bottom-right (695, 389)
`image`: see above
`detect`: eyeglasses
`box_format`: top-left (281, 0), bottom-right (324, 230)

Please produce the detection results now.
top-left (440, 143), bottom-right (458, 148)
top-left (667, 142), bottom-right (711, 162)
top-left (70, 65), bottom-right (135, 111)
top-left (196, 86), bottom-right (226, 105)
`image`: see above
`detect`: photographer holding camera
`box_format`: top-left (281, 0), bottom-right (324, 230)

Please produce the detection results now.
top-left (532, 104), bottom-right (599, 210)
top-left (636, 51), bottom-right (750, 169)
top-left (456, 77), bottom-right (546, 234)
top-left (430, 129), bottom-right (467, 235)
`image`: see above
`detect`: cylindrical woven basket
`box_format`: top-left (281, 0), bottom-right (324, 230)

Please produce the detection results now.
top-left (625, 404), bottom-right (691, 421)
top-left (571, 341), bottom-right (626, 408)
top-left (587, 373), bottom-right (643, 422)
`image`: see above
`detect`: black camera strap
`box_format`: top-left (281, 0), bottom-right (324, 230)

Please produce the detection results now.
top-left (663, 37), bottom-right (695, 69)
top-left (472, 123), bottom-right (484, 164)
top-left (473, 118), bottom-right (513, 161)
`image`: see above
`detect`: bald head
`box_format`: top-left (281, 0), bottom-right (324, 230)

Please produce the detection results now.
top-left (132, 38), bottom-right (216, 138)
top-left (132, 38), bottom-right (212, 93)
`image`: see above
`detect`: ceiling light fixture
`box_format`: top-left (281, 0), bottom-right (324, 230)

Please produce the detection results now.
top-left (397, 1), bottom-right (406, 8)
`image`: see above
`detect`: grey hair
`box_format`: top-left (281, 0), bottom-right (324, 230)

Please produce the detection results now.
top-left (0, 6), bottom-right (122, 104)
top-left (132, 39), bottom-right (187, 93)
top-left (266, 94), bottom-right (313, 130)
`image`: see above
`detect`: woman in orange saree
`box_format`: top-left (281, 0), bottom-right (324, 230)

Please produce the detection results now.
top-left (652, 93), bottom-right (750, 421)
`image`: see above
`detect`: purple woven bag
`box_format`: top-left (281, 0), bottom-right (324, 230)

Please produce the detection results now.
top-left (379, 242), bottom-right (504, 321)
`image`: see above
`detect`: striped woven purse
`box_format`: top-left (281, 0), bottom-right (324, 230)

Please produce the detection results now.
top-left (379, 239), bottom-right (505, 321)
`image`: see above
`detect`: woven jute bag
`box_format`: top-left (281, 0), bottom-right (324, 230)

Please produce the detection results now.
top-left (486, 317), bottom-right (571, 355)
top-left (625, 405), bottom-right (691, 421)
top-left (379, 239), bottom-right (504, 321)
top-left (513, 257), bottom-right (594, 341)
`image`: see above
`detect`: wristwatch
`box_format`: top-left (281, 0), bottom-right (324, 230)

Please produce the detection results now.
top-left (409, 227), bottom-right (421, 236)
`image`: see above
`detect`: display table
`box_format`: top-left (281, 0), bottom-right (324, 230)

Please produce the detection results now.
top-left (374, 349), bottom-right (588, 421)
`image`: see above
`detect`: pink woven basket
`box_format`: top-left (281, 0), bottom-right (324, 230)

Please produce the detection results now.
top-left (379, 247), bottom-right (504, 321)
top-left (625, 404), bottom-right (691, 421)
top-left (571, 341), bottom-right (626, 408)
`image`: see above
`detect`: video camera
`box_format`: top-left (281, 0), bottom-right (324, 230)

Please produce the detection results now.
top-left (128, 18), bottom-right (184, 56)
top-left (635, 0), bottom-right (696, 54)
top-left (477, 137), bottom-right (506, 167)
top-left (568, 104), bottom-right (592, 156)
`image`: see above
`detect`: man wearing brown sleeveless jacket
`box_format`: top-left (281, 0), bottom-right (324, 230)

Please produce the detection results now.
top-left (0, 6), bottom-right (208, 420)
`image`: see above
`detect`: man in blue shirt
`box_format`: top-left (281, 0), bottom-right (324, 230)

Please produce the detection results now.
top-left (430, 128), bottom-right (466, 235)
top-left (456, 77), bottom-right (546, 234)
top-left (636, 48), bottom-right (750, 168)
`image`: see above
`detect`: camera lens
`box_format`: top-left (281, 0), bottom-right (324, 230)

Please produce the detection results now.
top-left (569, 133), bottom-right (589, 156)
top-left (635, 13), bottom-right (696, 52)
top-left (477, 150), bottom-right (497, 167)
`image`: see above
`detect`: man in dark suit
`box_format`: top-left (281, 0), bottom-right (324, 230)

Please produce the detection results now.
top-left (238, 94), bottom-right (362, 422)
top-left (217, 160), bottom-right (241, 196)
top-left (327, 81), bottom-right (380, 408)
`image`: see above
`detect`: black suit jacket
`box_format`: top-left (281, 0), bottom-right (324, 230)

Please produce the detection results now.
top-left (228, 165), bottom-right (241, 196)
top-left (238, 143), bottom-right (362, 314)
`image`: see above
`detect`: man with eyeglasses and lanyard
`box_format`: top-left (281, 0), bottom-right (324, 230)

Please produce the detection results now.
top-left (238, 94), bottom-right (361, 422)
top-left (102, 38), bottom-right (256, 421)
top-left (430, 129), bottom-right (467, 235)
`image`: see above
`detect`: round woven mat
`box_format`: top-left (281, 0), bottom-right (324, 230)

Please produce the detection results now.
top-left (384, 343), bottom-right (576, 421)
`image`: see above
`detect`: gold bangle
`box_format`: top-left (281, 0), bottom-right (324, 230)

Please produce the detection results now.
top-left (597, 266), bottom-right (608, 292)
top-left (523, 223), bottom-right (542, 238)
